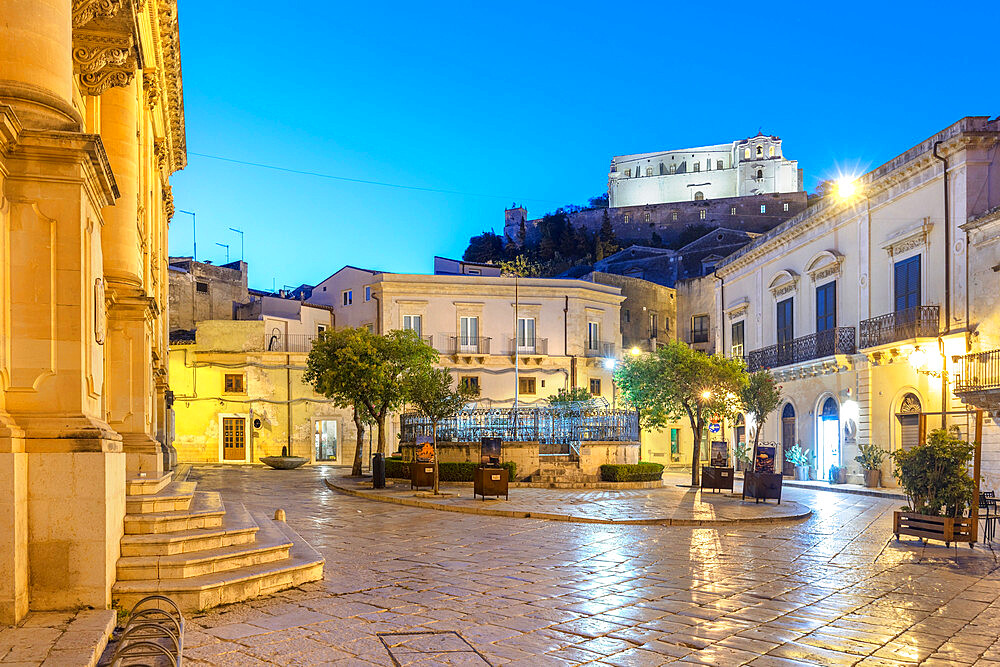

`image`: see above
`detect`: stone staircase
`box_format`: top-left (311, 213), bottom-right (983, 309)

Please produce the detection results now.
top-left (531, 456), bottom-right (598, 487)
top-left (111, 471), bottom-right (324, 612)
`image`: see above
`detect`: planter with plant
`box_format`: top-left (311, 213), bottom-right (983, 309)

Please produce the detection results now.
top-left (785, 445), bottom-right (811, 481)
top-left (890, 428), bottom-right (977, 546)
top-left (855, 442), bottom-right (887, 488)
top-left (828, 465), bottom-right (842, 485)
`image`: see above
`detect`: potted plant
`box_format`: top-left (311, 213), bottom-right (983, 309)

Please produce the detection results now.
top-left (785, 444), bottom-right (810, 481)
top-left (735, 441), bottom-right (753, 474)
top-left (828, 465), bottom-right (842, 485)
top-left (855, 442), bottom-right (887, 488)
top-left (890, 428), bottom-right (977, 545)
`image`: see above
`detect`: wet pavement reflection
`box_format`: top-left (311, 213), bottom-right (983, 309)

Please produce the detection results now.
top-left (182, 465), bottom-right (1000, 666)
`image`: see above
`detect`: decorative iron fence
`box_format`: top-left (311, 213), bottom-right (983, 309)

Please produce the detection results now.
top-left (955, 349), bottom-right (1000, 393)
top-left (400, 407), bottom-right (639, 450)
top-left (859, 306), bottom-right (939, 348)
top-left (584, 341), bottom-right (616, 358)
top-left (746, 327), bottom-right (856, 372)
top-left (504, 337), bottom-right (548, 355)
top-left (446, 336), bottom-right (491, 355)
top-left (264, 333), bottom-right (316, 353)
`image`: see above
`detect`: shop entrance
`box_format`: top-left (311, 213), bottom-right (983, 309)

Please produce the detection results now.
top-left (314, 420), bottom-right (339, 462)
top-left (817, 397), bottom-right (840, 479)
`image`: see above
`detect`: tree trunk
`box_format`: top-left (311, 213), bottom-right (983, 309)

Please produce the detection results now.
top-left (687, 408), bottom-right (702, 487)
top-left (432, 418), bottom-right (439, 495)
top-left (376, 410), bottom-right (387, 455)
top-left (352, 406), bottom-right (365, 476)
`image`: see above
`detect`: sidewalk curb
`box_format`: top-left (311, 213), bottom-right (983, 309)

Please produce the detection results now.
top-left (324, 478), bottom-right (813, 527)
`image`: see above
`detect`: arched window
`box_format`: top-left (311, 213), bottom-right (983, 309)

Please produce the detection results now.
top-left (769, 146), bottom-right (775, 157)
top-left (744, 147), bottom-right (750, 159)
top-left (669, 164), bottom-right (676, 174)
top-left (693, 162), bottom-right (700, 172)
top-left (897, 393), bottom-right (922, 450)
top-left (694, 191), bottom-right (705, 201)
top-left (781, 403), bottom-right (796, 475)
top-left (756, 169), bottom-right (763, 179)
top-left (646, 167), bottom-right (653, 177)
top-left (756, 145), bottom-right (763, 156)
top-left (717, 160), bottom-right (724, 170)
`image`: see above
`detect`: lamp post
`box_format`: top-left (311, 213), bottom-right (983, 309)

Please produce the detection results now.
top-left (177, 209), bottom-right (196, 261)
top-left (215, 242), bottom-right (229, 263)
top-left (229, 227), bottom-right (244, 261)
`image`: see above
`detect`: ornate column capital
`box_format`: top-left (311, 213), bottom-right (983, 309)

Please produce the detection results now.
top-left (72, 0), bottom-right (127, 28)
top-left (72, 0), bottom-right (140, 96)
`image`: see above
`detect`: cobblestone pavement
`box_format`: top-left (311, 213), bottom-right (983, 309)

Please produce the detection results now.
top-left (184, 465), bottom-right (1000, 666)
top-left (326, 472), bottom-right (811, 525)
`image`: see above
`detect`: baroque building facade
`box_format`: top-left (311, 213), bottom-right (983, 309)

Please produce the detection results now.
top-left (713, 117), bottom-right (1000, 485)
top-left (0, 0), bottom-right (185, 622)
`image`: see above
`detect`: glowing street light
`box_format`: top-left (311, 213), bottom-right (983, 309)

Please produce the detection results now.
top-left (701, 390), bottom-right (712, 400)
top-left (603, 358), bottom-right (617, 370)
top-left (630, 346), bottom-right (641, 356)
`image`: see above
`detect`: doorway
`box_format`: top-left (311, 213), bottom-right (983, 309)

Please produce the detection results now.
top-left (222, 417), bottom-right (246, 461)
top-left (781, 403), bottom-right (796, 476)
top-left (817, 397), bottom-right (840, 479)
top-left (896, 393), bottom-right (922, 451)
top-left (314, 420), bottom-right (338, 462)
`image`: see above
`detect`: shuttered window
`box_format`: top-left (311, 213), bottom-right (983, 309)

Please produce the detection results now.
top-left (894, 255), bottom-right (921, 312)
top-left (816, 282), bottom-right (836, 332)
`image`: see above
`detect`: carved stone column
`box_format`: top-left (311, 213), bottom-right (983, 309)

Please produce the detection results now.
top-left (100, 79), bottom-right (141, 285)
top-left (0, 0), bottom-right (80, 130)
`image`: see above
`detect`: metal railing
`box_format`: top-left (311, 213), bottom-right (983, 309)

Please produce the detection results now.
top-left (447, 336), bottom-right (491, 355)
top-left (584, 341), bottom-right (616, 357)
top-left (505, 337), bottom-right (548, 355)
top-left (746, 327), bottom-right (856, 372)
top-left (401, 407), bottom-right (639, 450)
top-left (860, 305), bottom-right (939, 348)
top-left (955, 349), bottom-right (1000, 393)
top-left (264, 333), bottom-right (316, 353)
top-left (110, 595), bottom-right (184, 666)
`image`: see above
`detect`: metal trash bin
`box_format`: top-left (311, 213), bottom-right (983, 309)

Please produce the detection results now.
top-left (372, 452), bottom-right (386, 489)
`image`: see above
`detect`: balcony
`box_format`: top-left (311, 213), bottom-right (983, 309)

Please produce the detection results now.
top-left (860, 306), bottom-right (939, 348)
top-left (446, 336), bottom-right (491, 355)
top-left (746, 327), bottom-right (856, 372)
top-left (954, 349), bottom-right (1000, 410)
top-left (263, 333), bottom-right (316, 353)
top-left (584, 341), bottom-right (616, 358)
top-left (505, 337), bottom-right (548, 356)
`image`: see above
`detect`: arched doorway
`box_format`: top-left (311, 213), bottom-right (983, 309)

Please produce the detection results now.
top-left (817, 397), bottom-right (840, 479)
top-left (734, 415), bottom-right (746, 471)
top-left (896, 393), bottom-right (922, 451)
top-left (781, 403), bottom-right (796, 476)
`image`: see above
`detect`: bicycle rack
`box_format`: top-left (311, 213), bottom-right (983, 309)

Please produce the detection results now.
top-left (109, 595), bottom-right (184, 666)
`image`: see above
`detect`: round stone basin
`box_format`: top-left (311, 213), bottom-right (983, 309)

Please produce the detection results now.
top-left (260, 456), bottom-right (308, 470)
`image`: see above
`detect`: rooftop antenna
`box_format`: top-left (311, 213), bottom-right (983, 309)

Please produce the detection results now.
top-left (229, 227), bottom-right (244, 261)
top-left (215, 242), bottom-right (229, 263)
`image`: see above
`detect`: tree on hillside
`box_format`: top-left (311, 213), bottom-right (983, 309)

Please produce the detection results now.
top-left (405, 367), bottom-right (479, 494)
top-left (463, 231), bottom-right (507, 264)
top-left (498, 255), bottom-right (543, 278)
top-left (740, 371), bottom-right (782, 460)
top-left (615, 341), bottom-right (746, 486)
top-left (588, 193), bottom-right (609, 209)
top-left (598, 208), bottom-right (619, 257)
top-left (304, 328), bottom-right (437, 459)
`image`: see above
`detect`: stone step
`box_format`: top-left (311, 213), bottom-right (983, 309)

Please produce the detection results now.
top-left (116, 510), bottom-right (292, 580)
top-left (125, 471), bottom-right (173, 496)
top-left (121, 502), bottom-right (260, 557)
top-left (112, 512), bottom-right (325, 612)
top-left (124, 491), bottom-right (225, 535)
top-left (125, 481), bottom-right (197, 514)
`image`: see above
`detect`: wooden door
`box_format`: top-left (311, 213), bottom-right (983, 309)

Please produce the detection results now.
top-left (781, 403), bottom-right (796, 476)
top-left (222, 417), bottom-right (246, 461)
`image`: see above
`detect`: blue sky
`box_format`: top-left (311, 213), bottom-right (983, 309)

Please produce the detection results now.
top-left (170, 0), bottom-right (999, 291)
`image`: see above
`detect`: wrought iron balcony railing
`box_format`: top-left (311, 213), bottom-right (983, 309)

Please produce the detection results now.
top-left (264, 333), bottom-right (316, 353)
top-left (746, 327), bottom-right (856, 372)
top-left (859, 306), bottom-right (939, 348)
top-left (955, 349), bottom-right (1000, 393)
top-left (505, 337), bottom-right (548, 355)
top-left (447, 336), bottom-right (491, 355)
top-left (584, 341), bottom-right (616, 358)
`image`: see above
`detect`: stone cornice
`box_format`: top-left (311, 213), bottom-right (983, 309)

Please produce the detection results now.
top-left (72, 0), bottom-right (127, 28)
top-left (154, 0), bottom-right (186, 173)
top-left (5, 130), bottom-right (118, 207)
top-left (881, 220), bottom-right (933, 257)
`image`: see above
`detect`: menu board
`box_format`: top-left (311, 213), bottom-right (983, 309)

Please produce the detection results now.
top-left (481, 437), bottom-right (502, 465)
top-left (710, 440), bottom-right (728, 467)
top-left (754, 444), bottom-right (776, 474)
top-left (415, 436), bottom-right (435, 463)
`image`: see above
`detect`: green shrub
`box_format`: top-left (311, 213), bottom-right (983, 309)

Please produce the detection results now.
top-left (891, 428), bottom-right (975, 517)
top-left (384, 458), bottom-right (517, 482)
top-left (600, 461), bottom-right (664, 482)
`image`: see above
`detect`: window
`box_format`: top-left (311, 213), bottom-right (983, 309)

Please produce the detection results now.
top-left (744, 147), bottom-right (751, 159)
top-left (699, 209), bottom-right (707, 220)
top-left (342, 290), bottom-right (353, 306)
top-left (760, 204), bottom-right (766, 213)
top-left (756, 169), bottom-right (763, 180)
top-left (731, 321), bottom-right (745, 357)
top-left (693, 191), bottom-right (705, 201)
top-left (669, 163), bottom-right (676, 174)
top-left (467, 269), bottom-right (480, 275)
top-left (589, 378), bottom-right (602, 396)
top-left (224, 373), bottom-right (245, 394)
top-left (894, 255), bottom-right (921, 312)
top-left (403, 314), bottom-right (422, 337)
top-left (460, 316), bottom-right (479, 348)
top-left (717, 160), bottom-right (724, 170)
top-left (731, 206), bottom-right (737, 216)
top-left (691, 315), bottom-right (709, 343)
top-left (317, 324), bottom-right (327, 335)
top-left (706, 159), bottom-right (712, 171)
top-left (816, 282), bottom-right (836, 332)
top-left (644, 211), bottom-right (650, 223)
top-left (776, 298), bottom-right (794, 361)
top-left (693, 162), bottom-right (701, 172)
top-left (365, 323), bottom-right (374, 333)
top-left (195, 281), bottom-right (208, 293)
top-left (645, 167), bottom-right (653, 177)
top-left (518, 377), bottom-right (536, 394)
top-left (587, 321), bottom-right (600, 351)
top-left (460, 376), bottom-right (480, 392)
top-left (649, 313), bottom-right (658, 337)
top-left (783, 202), bottom-right (789, 212)
top-left (623, 309), bottom-right (630, 323)
top-left (756, 146), bottom-right (763, 156)
top-left (322, 286), bottom-right (327, 292)
top-left (623, 213), bottom-right (630, 224)
top-left (769, 146), bottom-right (775, 157)
top-left (517, 317), bottom-right (535, 350)
top-left (624, 168), bottom-right (631, 177)
top-left (364, 286), bottom-right (371, 301)
top-left (671, 211), bottom-right (678, 221)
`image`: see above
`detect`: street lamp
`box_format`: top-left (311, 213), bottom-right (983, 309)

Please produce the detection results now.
top-left (177, 209), bottom-right (196, 260)
top-left (215, 242), bottom-right (229, 263)
top-left (630, 346), bottom-right (641, 356)
top-left (603, 357), bottom-right (618, 409)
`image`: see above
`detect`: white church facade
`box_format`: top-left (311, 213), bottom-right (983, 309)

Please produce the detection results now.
top-left (609, 133), bottom-right (803, 207)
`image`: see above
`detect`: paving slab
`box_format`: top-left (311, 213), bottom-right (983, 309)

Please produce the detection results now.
top-left (0, 609), bottom-right (114, 667)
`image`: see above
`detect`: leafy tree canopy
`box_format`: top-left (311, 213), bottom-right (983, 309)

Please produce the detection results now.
top-left (740, 370), bottom-right (782, 452)
top-left (463, 231), bottom-right (506, 264)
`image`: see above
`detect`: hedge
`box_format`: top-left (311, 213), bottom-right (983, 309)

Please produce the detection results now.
top-left (599, 462), bottom-right (664, 482)
top-left (385, 458), bottom-right (517, 482)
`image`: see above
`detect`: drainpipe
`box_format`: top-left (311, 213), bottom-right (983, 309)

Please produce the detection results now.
top-left (286, 360), bottom-right (293, 456)
top-left (714, 269), bottom-right (725, 355)
top-left (372, 294), bottom-right (381, 334)
top-left (564, 295), bottom-right (576, 389)
top-left (933, 141), bottom-right (950, 426)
